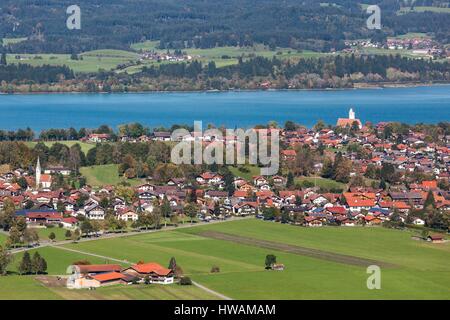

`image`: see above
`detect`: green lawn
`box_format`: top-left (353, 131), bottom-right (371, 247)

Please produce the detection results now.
top-left (295, 176), bottom-right (346, 191)
top-left (7, 49), bottom-right (139, 73)
top-left (0, 233), bottom-right (7, 246)
top-left (0, 276), bottom-right (61, 300)
top-left (80, 164), bottom-right (143, 187)
top-left (398, 6), bottom-right (450, 14)
top-left (32, 227), bottom-right (71, 242)
top-left (228, 165), bottom-right (261, 181)
top-left (1, 37), bottom-right (28, 46)
top-left (393, 32), bottom-right (431, 39)
top-left (4, 219), bottom-right (449, 299)
top-left (25, 141), bottom-right (94, 155)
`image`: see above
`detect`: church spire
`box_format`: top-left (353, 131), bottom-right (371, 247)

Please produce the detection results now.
top-left (36, 157), bottom-right (41, 189)
top-left (349, 108), bottom-right (355, 120)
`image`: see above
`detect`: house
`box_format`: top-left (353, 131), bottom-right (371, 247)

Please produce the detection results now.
top-left (66, 264), bottom-right (124, 289)
top-left (204, 190), bottom-right (228, 202)
top-left (44, 166), bottom-right (72, 176)
top-left (233, 202), bottom-right (258, 216)
top-left (253, 176), bottom-right (268, 186)
top-left (281, 150), bottom-right (296, 161)
top-left (305, 216), bottom-right (323, 227)
top-left (122, 262), bottom-right (174, 284)
top-left (272, 175), bottom-right (286, 186)
top-left (427, 234), bottom-right (444, 243)
top-left (81, 203), bottom-right (105, 220)
top-left (16, 209), bottom-right (62, 225)
top-left (61, 217), bottom-right (78, 228)
top-left (84, 272), bottom-right (133, 287)
top-left (196, 172), bottom-right (223, 185)
top-left (152, 132), bottom-right (172, 141)
top-left (88, 133), bottom-right (110, 143)
top-left (343, 192), bottom-right (376, 212)
top-left (118, 208), bottom-right (139, 221)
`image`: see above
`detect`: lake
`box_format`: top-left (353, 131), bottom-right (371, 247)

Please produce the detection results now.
top-left (0, 85), bottom-right (449, 131)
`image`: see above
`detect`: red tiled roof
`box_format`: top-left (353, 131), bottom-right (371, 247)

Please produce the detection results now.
top-left (422, 180), bottom-right (437, 189)
top-left (90, 272), bottom-right (126, 282)
top-left (326, 206), bottom-right (347, 214)
top-left (130, 262), bottom-right (172, 276)
top-left (337, 118), bottom-right (362, 128)
top-left (77, 264), bottom-right (122, 274)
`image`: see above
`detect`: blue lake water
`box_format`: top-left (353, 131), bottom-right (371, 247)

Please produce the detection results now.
top-left (0, 85), bottom-right (449, 131)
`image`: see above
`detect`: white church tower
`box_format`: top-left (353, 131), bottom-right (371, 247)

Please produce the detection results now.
top-left (349, 108), bottom-right (356, 120)
top-left (36, 157), bottom-right (41, 189)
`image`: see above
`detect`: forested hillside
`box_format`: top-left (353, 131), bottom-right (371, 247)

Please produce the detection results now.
top-left (0, 0), bottom-right (449, 53)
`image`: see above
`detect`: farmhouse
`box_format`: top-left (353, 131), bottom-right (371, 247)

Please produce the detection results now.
top-left (122, 262), bottom-right (174, 284)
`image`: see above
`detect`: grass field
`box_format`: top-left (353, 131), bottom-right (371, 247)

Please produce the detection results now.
top-left (1, 37), bottom-right (28, 46)
top-left (32, 227), bottom-right (71, 242)
top-left (25, 141), bottom-right (94, 155)
top-left (7, 49), bottom-right (139, 73)
top-left (80, 164), bottom-right (143, 187)
top-left (295, 176), bottom-right (346, 191)
top-left (2, 219), bottom-right (449, 299)
top-left (228, 165), bottom-right (261, 181)
top-left (0, 233), bottom-right (7, 246)
top-left (398, 6), bottom-right (450, 14)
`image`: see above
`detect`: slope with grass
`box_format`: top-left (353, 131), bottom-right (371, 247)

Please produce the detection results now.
top-left (7, 50), bottom-right (139, 73)
top-left (25, 141), bottom-right (94, 155)
top-left (80, 164), bottom-right (143, 187)
top-left (0, 233), bottom-right (7, 246)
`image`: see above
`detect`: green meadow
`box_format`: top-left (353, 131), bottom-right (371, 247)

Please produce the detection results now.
top-left (80, 164), bottom-right (143, 187)
top-left (0, 233), bottom-right (7, 245)
top-left (7, 49), bottom-right (139, 73)
top-left (1, 37), bottom-right (28, 46)
top-left (2, 219), bottom-right (449, 299)
top-left (32, 227), bottom-right (71, 242)
top-left (228, 165), bottom-right (261, 181)
top-left (25, 141), bottom-right (94, 155)
top-left (295, 176), bottom-right (346, 191)
top-left (398, 6), bottom-right (450, 14)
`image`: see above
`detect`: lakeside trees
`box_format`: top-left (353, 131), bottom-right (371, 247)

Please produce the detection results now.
top-left (1, 53), bottom-right (449, 93)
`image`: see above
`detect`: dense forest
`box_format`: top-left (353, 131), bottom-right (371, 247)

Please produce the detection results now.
top-left (0, 0), bottom-right (449, 53)
top-left (0, 64), bottom-right (74, 83)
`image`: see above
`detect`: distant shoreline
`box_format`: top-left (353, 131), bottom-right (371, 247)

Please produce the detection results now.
top-left (1, 82), bottom-right (450, 95)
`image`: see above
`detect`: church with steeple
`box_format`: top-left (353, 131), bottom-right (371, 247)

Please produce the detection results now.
top-left (336, 108), bottom-right (362, 129)
top-left (35, 157), bottom-right (52, 190)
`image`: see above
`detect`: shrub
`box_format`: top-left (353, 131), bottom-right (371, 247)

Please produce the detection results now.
top-left (179, 277), bottom-right (192, 285)
top-left (210, 266), bottom-right (220, 273)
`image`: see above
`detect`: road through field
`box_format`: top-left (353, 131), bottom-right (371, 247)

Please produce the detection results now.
top-left (199, 231), bottom-right (395, 268)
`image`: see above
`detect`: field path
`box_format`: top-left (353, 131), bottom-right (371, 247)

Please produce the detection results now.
top-left (191, 281), bottom-right (232, 300)
top-left (199, 231), bottom-right (395, 268)
top-left (50, 243), bottom-right (233, 300)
